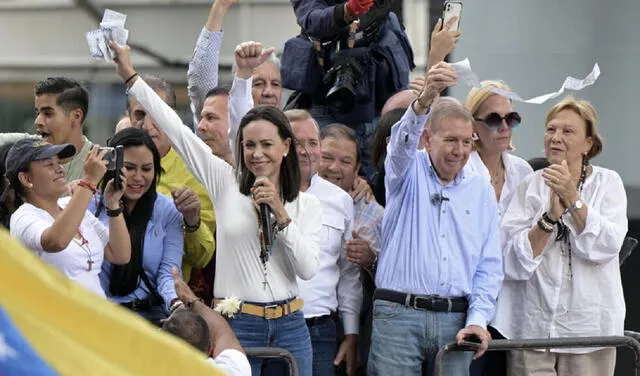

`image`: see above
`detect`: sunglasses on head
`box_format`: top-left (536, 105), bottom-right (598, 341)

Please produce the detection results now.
top-left (474, 111), bottom-right (522, 130)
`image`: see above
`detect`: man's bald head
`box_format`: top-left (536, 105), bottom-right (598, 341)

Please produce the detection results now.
top-left (382, 90), bottom-right (418, 115)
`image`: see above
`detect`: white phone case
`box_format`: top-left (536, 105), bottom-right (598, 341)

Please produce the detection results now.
top-left (443, 1), bottom-right (463, 31)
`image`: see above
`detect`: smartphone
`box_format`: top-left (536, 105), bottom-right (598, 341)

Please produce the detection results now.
top-left (114, 145), bottom-right (124, 191)
top-left (99, 147), bottom-right (117, 171)
top-left (443, 1), bottom-right (463, 31)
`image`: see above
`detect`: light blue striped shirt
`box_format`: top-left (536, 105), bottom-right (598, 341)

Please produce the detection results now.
top-left (376, 105), bottom-right (504, 328)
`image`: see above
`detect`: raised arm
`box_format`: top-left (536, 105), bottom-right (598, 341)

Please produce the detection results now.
top-left (228, 41), bottom-right (272, 157)
top-left (111, 41), bottom-right (232, 203)
top-left (38, 147), bottom-right (109, 252)
top-left (385, 62), bottom-right (456, 193)
top-left (171, 267), bottom-right (244, 356)
top-left (292, 0), bottom-right (372, 39)
top-left (188, 0), bottom-right (236, 121)
top-left (101, 172), bottom-right (131, 265)
top-left (426, 17), bottom-right (460, 71)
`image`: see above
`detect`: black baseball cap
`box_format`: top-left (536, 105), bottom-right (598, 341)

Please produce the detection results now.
top-left (5, 138), bottom-right (76, 181)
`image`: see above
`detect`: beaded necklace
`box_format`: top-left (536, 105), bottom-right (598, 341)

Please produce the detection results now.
top-left (555, 160), bottom-right (588, 280)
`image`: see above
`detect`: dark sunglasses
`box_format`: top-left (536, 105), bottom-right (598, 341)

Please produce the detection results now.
top-left (474, 112), bottom-right (521, 130)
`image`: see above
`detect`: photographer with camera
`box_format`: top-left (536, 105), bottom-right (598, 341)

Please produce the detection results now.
top-left (8, 139), bottom-right (131, 297)
top-left (284, 0), bottom-right (414, 182)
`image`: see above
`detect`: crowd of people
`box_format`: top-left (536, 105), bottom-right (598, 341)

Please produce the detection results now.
top-left (0, 1), bottom-right (628, 376)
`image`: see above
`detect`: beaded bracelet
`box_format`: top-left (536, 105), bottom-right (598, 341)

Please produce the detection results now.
top-left (537, 217), bottom-right (554, 233)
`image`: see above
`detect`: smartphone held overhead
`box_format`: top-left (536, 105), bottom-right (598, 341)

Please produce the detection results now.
top-left (443, 1), bottom-right (463, 31)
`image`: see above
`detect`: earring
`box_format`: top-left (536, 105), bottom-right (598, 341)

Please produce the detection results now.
top-left (283, 153), bottom-right (287, 157)
top-left (27, 183), bottom-right (33, 189)
top-left (472, 131), bottom-right (479, 141)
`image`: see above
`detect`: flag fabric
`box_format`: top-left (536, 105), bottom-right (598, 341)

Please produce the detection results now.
top-left (0, 307), bottom-right (58, 376)
top-left (0, 228), bottom-right (224, 376)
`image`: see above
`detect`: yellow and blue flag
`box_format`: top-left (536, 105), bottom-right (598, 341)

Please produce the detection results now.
top-left (0, 228), bottom-right (224, 376)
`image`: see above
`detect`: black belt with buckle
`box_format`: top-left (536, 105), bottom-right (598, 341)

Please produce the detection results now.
top-left (373, 289), bottom-right (468, 313)
top-left (305, 313), bottom-right (335, 327)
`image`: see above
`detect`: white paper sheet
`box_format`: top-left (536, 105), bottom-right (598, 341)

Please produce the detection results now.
top-left (451, 58), bottom-right (601, 104)
top-left (86, 9), bottom-right (129, 61)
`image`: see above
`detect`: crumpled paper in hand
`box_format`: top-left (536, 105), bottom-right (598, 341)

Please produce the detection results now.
top-left (86, 9), bottom-right (129, 62)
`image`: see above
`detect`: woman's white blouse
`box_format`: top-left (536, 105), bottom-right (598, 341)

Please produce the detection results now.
top-left (466, 151), bottom-right (533, 216)
top-left (492, 166), bottom-right (627, 353)
top-left (129, 78), bottom-right (321, 304)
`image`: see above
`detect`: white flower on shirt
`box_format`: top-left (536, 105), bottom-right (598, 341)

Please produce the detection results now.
top-left (0, 333), bottom-right (18, 361)
top-left (214, 296), bottom-right (242, 318)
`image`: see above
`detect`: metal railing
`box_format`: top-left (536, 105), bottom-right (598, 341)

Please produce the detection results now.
top-left (435, 335), bottom-right (640, 376)
top-left (245, 347), bottom-right (298, 376)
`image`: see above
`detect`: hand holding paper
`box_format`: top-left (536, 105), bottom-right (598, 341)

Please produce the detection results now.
top-left (85, 9), bottom-right (129, 62)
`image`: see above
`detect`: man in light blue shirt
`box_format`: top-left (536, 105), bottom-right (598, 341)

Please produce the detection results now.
top-left (368, 62), bottom-right (504, 376)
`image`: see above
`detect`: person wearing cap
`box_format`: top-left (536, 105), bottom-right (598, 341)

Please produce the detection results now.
top-left (7, 139), bottom-right (131, 297)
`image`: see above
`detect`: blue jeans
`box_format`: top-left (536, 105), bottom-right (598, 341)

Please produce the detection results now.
top-left (367, 300), bottom-right (472, 376)
top-left (307, 316), bottom-right (337, 376)
top-left (128, 304), bottom-right (167, 327)
top-left (308, 106), bottom-right (377, 182)
top-left (229, 308), bottom-right (313, 376)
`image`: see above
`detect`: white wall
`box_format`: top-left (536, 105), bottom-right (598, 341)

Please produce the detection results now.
top-left (0, 0), bottom-right (300, 82)
top-left (448, 0), bottom-right (640, 189)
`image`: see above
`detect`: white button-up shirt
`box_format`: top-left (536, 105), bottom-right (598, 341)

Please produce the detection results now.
top-left (493, 166), bottom-right (627, 353)
top-left (465, 151), bottom-right (533, 216)
top-left (298, 175), bottom-right (362, 335)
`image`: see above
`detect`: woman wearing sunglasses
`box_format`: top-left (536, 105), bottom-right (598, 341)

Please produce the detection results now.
top-left (465, 81), bottom-right (533, 216)
top-left (466, 81), bottom-right (533, 376)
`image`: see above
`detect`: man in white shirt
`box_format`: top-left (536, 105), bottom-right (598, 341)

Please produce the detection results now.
top-left (164, 267), bottom-right (251, 376)
top-left (286, 109), bottom-right (362, 376)
top-left (318, 122), bottom-right (384, 374)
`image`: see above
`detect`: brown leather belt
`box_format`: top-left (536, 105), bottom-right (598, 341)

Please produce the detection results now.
top-left (212, 298), bottom-right (304, 320)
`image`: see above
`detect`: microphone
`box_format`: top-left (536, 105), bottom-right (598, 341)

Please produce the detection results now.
top-left (256, 177), bottom-right (273, 247)
top-left (431, 192), bottom-right (450, 206)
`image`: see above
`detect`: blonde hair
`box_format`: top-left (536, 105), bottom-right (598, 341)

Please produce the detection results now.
top-left (545, 96), bottom-right (603, 161)
top-left (465, 80), bottom-right (515, 151)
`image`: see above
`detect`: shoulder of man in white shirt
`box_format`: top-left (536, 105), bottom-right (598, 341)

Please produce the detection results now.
top-left (207, 349), bottom-right (251, 376)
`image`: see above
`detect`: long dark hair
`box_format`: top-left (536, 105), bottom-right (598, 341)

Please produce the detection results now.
top-left (94, 128), bottom-right (162, 297)
top-left (235, 105), bottom-right (301, 202)
top-left (0, 142), bottom-right (17, 229)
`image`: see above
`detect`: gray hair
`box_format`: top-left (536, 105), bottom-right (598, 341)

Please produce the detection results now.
top-left (426, 97), bottom-right (474, 132)
top-left (284, 109), bottom-right (320, 134)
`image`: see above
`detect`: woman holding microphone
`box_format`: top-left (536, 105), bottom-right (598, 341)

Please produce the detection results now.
top-left (109, 40), bottom-right (321, 376)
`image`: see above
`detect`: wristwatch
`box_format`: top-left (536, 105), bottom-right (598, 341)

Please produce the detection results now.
top-left (569, 199), bottom-right (584, 213)
top-left (106, 206), bottom-right (123, 217)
